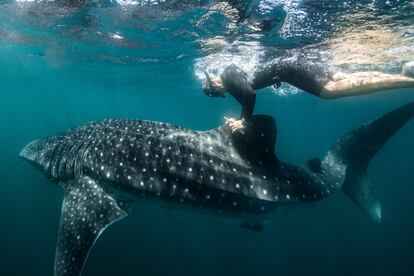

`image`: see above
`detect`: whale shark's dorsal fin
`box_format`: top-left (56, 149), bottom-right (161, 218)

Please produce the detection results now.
top-left (226, 115), bottom-right (278, 166)
top-left (55, 176), bottom-right (128, 276)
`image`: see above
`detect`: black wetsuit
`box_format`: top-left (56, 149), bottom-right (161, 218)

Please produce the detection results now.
top-left (220, 53), bottom-right (333, 119)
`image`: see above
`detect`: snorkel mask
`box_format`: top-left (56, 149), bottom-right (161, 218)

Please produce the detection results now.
top-left (202, 70), bottom-right (225, 97)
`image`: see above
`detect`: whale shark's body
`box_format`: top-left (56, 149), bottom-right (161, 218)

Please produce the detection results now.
top-left (21, 102), bottom-right (414, 276)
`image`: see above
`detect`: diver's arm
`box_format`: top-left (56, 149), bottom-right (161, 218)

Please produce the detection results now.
top-left (237, 86), bottom-right (256, 120)
top-left (221, 64), bottom-right (257, 120)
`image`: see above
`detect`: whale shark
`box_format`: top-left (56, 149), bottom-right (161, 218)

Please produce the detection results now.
top-left (20, 102), bottom-right (414, 276)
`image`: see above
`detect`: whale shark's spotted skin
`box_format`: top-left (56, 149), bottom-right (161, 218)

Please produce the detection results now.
top-left (27, 118), bottom-right (342, 216)
top-left (21, 116), bottom-right (344, 275)
top-left (20, 103), bottom-right (414, 276)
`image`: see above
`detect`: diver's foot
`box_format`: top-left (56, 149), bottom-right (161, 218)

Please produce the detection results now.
top-left (402, 61), bottom-right (414, 78)
top-left (224, 117), bottom-right (245, 134)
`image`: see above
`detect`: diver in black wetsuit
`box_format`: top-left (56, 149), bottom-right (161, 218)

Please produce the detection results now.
top-left (202, 53), bottom-right (414, 132)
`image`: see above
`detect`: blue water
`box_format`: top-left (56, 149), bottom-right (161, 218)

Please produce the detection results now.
top-left (1, 1), bottom-right (414, 275)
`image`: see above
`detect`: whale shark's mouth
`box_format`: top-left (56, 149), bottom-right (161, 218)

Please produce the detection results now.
top-left (20, 139), bottom-right (50, 173)
top-left (20, 139), bottom-right (43, 162)
top-left (20, 136), bottom-right (63, 177)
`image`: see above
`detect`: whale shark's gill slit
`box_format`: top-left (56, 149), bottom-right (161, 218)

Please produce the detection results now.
top-left (61, 142), bottom-right (77, 182)
top-left (66, 141), bottom-right (82, 181)
top-left (57, 140), bottom-right (76, 183)
top-left (48, 140), bottom-right (65, 181)
top-left (77, 140), bottom-right (94, 175)
top-left (73, 140), bottom-right (91, 180)
top-left (52, 141), bottom-right (68, 182)
top-left (68, 139), bottom-right (89, 181)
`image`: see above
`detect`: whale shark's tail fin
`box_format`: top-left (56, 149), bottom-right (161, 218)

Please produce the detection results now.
top-left (323, 102), bottom-right (414, 222)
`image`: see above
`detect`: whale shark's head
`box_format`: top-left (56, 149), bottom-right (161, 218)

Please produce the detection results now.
top-left (20, 137), bottom-right (62, 179)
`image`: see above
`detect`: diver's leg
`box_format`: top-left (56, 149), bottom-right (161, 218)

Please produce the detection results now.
top-left (277, 51), bottom-right (414, 99)
top-left (273, 53), bottom-right (336, 97)
top-left (320, 69), bottom-right (414, 99)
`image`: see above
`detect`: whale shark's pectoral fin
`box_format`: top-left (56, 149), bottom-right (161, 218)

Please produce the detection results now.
top-left (55, 176), bottom-right (128, 276)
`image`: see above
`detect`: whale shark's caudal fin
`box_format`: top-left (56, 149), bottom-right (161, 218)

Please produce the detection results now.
top-left (323, 102), bottom-right (414, 222)
top-left (55, 176), bottom-right (128, 276)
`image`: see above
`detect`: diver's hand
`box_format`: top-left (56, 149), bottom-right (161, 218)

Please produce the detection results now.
top-left (224, 117), bottom-right (245, 134)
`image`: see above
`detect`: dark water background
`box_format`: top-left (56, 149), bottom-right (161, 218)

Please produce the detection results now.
top-left (1, 1), bottom-right (414, 275)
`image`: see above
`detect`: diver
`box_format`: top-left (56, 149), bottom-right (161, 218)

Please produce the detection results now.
top-left (202, 53), bottom-right (414, 132)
